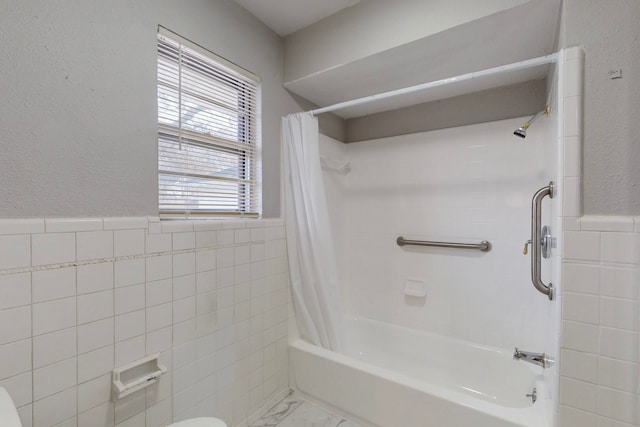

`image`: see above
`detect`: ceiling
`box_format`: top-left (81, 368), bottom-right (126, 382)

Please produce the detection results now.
top-left (232, 0), bottom-right (360, 36)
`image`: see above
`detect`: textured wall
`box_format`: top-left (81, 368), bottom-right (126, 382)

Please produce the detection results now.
top-left (561, 0), bottom-right (640, 215)
top-left (0, 0), bottom-right (300, 218)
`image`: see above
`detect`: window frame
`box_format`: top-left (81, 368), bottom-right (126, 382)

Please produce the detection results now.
top-left (157, 27), bottom-right (261, 218)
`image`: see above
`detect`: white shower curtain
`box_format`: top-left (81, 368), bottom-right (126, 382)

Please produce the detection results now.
top-left (281, 112), bottom-right (344, 351)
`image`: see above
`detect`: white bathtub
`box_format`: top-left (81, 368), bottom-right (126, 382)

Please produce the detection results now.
top-left (290, 317), bottom-right (553, 427)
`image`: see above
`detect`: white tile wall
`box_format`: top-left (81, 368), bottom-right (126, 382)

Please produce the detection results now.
top-left (319, 47), bottom-right (600, 427)
top-left (32, 232), bottom-right (76, 266)
top-left (0, 273), bottom-right (31, 310)
top-left (77, 231), bottom-right (113, 261)
top-left (0, 217), bottom-right (290, 427)
top-left (323, 112), bottom-right (559, 352)
top-left (557, 47), bottom-right (640, 427)
top-left (560, 229), bottom-right (640, 427)
top-left (32, 267), bottom-right (76, 302)
top-left (33, 328), bottom-right (76, 369)
top-left (0, 235), bottom-right (31, 270)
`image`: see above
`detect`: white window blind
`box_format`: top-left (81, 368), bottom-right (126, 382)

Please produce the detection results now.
top-left (157, 29), bottom-right (260, 217)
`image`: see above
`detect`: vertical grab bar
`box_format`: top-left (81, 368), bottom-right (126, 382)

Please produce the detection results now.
top-left (530, 181), bottom-right (554, 300)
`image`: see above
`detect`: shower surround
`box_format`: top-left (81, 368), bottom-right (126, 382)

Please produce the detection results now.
top-left (305, 115), bottom-right (562, 427)
top-left (322, 114), bottom-right (560, 352)
top-left (287, 48), bottom-right (592, 427)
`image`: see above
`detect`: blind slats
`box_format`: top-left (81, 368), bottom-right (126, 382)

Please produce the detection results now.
top-left (157, 32), bottom-right (260, 217)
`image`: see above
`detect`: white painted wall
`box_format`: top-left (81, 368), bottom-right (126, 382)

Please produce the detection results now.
top-left (560, 0), bottom-right (640, 215)
top-left (0, 0), bottom-right (301, 218)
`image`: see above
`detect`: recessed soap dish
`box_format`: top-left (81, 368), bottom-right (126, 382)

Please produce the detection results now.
top-left (112, 353), bottom-right (167, 400)
top-left (404, 278), bottom-right (427, 297)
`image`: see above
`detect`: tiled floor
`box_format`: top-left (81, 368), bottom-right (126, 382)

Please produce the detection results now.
top-left (251, 392), bottom-right (360, 427)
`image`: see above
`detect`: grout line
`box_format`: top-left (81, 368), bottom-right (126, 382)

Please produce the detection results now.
top-left (0, 239), bottom-right (281, 277)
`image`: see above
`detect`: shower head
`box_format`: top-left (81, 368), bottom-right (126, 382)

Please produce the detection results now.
top-left (513, 125), bottom-right (528, 138)
top-left (513, 106), bottom-right (549, 139)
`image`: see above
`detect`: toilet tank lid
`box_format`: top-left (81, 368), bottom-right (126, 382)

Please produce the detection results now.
top-left (0, 387), bottom-right (22, 427)
top-left (168, 417), bottom-right (227, 427)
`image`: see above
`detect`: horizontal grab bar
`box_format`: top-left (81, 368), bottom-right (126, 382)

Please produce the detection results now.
top-left (396, 237), bottom-right (491, 252)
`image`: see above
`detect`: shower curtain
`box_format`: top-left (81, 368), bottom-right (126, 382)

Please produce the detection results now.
top-left (281, 112), bottom-right (343, 351)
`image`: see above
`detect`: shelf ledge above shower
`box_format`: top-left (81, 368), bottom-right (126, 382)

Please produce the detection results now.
top-left (283, 0), bottom-right (561, 119)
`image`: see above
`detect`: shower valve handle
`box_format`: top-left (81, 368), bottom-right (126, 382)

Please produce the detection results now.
top-left (523, 240), bottom-right (532, 255)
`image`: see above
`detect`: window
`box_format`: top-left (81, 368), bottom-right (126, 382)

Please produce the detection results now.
top-left (157, 28), bottom-right (260, 217)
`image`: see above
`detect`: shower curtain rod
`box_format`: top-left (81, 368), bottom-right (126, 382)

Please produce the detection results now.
top-left (308, 52), bottom-right (559, 116)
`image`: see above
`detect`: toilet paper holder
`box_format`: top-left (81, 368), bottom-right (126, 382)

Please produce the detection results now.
top-left (112, 353), bottom-right (167, 400)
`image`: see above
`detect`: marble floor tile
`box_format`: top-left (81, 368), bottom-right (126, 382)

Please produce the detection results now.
top-left (251, 392), bottom-right (360, 427)
top-left (251, 394), bottom-right (305, 427)
top-left (276, 402), bottom-right (343, 427)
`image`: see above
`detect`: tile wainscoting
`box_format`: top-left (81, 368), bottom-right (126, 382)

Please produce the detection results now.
top-left (0, 217), bottom-right (291, 427)
top-left (560, 216), bottom-right (640, 427)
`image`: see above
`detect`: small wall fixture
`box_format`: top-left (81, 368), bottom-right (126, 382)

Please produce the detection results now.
top-left (513, 106), bottom-right (549, 138)
top-left (112, 353), bottom-right (167, 400)
top-left (397, 236), bottom-right (491, 252)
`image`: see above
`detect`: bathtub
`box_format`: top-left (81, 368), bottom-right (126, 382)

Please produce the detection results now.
top-left (289, 317), bottom-right (553, 427)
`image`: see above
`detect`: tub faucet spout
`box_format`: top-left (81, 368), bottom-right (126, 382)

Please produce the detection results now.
top-left (513, 348), bottom-right (554, 369)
